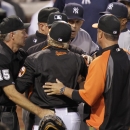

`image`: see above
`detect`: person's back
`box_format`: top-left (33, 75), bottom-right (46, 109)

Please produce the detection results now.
top-left (22, 47), bottom-right (86, 107)
top-left (85, 14), bottom-right (130, 130)
top-left (16, 21), bottom-right (87, 130)
top-left (101, 46), bottom-right (130, 129)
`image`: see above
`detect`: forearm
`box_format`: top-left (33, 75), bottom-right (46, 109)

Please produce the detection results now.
top-left (3, 85), bottom-right (49, 118)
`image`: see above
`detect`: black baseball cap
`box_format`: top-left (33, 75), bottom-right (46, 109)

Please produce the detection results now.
top-left (92, 14), bottom-right (120, 35)
top-left (38, 7), bottom-right (59, 23)
top-left (0, 15), bottom-right (30, 34)
top-left (50, 21), bottom-right (71, 43)
top-left (63, 3), bottom-right (84, 21)
top-left (100, 2), bottom-right (128, 18)
top-left (47, 12), bottom-right (68, 27)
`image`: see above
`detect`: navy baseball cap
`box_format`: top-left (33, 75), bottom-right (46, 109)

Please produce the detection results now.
top-left (100, 2), bottom-right (128, 18)
top-left (92, 14), bottom-right (120, 35)
top-left (47, 12), bottom-right (68, 27)
top-left (63, 3), bottom-right (84, 21)
top-left (38, 7), bottom-right (59, 22)
top-left (0, 15), bottom-right (30, 34)
top-left (50, 21), bottom-right (71, 43)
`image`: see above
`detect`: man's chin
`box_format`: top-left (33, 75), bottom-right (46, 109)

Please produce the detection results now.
top-left (71, 34), bottom-right (76, 39)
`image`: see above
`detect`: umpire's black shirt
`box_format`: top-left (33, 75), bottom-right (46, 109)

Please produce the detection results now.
top-left (0, 41), bottom-right (27, 106)
top-left (16, 46), bottom-right (87, 108)
top-left (23, 31), bottom-right (47, 51)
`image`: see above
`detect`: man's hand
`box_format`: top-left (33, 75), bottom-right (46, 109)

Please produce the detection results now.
top-left (43, 79), bottom-right (64, 95)
top-left (38, 109), bottom-right (55, 119)
top-left (43, 79), bottom-right (73, 99)
top-left (82, 54), bottom-right (93, 66)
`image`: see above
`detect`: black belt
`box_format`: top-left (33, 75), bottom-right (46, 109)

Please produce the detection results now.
top-left (50, 107), bottom-right (78, 113)
top-left (0, 106), bottom-right (16, 112)
top-left (67, 107), bottom-right (78, 112)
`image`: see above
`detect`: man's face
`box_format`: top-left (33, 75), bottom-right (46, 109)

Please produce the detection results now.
top-left (13, 29), bottom-right (28, 47)
top-left (121, 1), bottom-right (130, 19)
top-left (39, 22), bottom-right (49, 35)
top-left (68, 19), bottom-right (83, 39)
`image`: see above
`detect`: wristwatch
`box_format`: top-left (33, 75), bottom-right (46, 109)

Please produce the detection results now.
top-left (60, 86), bottom-right (66, 95)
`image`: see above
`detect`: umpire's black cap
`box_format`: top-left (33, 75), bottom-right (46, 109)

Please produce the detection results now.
top-left (0, 15), bottom-right (30, 34)
top-left (92, 14), bottom-right (120, 35)
top-left (47, 12), bottom-right (68, 27)
top-left (38, 7), bottom-right (59, 23)
top-left (50, 21), bottom-right (71, 43)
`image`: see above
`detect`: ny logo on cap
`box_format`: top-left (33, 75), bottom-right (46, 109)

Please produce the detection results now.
top-left (73, 7), bottom-right (79, 14)
top-left (108, 3), bottom-right (113, 10)
top-left (54, 15), bottom-right (62, 20)
top-left (58, 38), bottom-right (62, 42)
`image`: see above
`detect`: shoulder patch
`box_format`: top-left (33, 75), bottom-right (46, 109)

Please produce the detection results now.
top-left (18, 66), bottom-right (26, 77)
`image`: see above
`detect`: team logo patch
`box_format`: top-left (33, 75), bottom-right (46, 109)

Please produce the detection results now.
top-left (33, 38), bottom-right (37, 43)
top-left (56, 51), bottom-right (67, 56)
top-left (18, 66), bottom-right (26, 77)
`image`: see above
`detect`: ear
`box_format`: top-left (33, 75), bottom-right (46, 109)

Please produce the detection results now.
top-left (10, 32), bottom-right (14, 40)
top-left (120, 18), bottom-right (127, 26)
top-left (40, 23), bottom-right (46, 30)
top-left (98, 29), bottom-right (103, 39)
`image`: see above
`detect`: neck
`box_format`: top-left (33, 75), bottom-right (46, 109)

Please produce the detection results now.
top-left (100, 40), bottom-right (118, 49)
top-left (120, 25), bottom-right (127, 31)
top-left (38, 30), bottom-right (47, 35)
top-left (4, 41), bottom-right (19, 53)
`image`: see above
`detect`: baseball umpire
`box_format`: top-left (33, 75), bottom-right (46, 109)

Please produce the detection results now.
top-left (0, 15), bottom-right (54, 130)
top-left (16, 21), bottom-right (88, 130)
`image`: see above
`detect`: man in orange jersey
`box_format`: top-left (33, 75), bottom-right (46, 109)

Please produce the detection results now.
top-left (43, 14), bottom-right (130, 130)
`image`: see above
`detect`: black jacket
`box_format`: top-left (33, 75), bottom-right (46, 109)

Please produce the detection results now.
top-left (23, 31), bottom-right (47, 51)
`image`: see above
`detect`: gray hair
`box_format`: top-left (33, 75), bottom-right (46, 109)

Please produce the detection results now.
top-left (104, 32), bottom-right (119, 41)
top-left (0, 31), bottom-right (17, 41)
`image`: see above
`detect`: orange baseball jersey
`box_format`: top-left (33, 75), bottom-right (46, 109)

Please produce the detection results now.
top-left (72, 44), bottom-right (130, 130)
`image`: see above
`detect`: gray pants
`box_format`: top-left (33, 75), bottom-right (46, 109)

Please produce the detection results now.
top-left (0, 111), bottom-right (20, 130)
top-left (78, 103), bottom-right (89, 130)
top-left (22, 109), bottom-right (34, 130)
